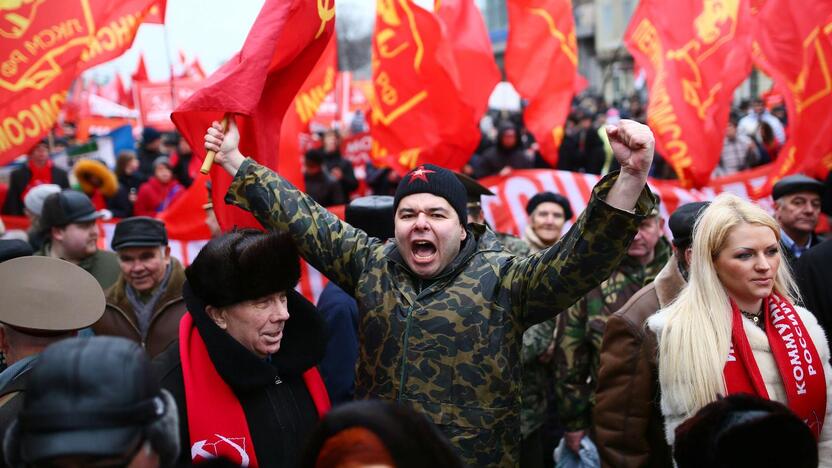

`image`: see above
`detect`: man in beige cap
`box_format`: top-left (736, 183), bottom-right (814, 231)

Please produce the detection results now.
top-left (0, 256), bottom-right (106, 438)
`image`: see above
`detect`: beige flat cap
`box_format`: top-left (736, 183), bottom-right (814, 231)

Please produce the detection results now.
top-left (0, 257), bottom-right (105, 333)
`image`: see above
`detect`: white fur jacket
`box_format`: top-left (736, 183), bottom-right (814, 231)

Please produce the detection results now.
top-left (648, 305), bottom-right (832, 466)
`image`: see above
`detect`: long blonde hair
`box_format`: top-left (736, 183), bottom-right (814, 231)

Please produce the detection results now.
top-left (656, 193), bottom-right (801, 414)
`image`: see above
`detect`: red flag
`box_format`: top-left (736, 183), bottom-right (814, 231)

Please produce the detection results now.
top-left (624, 0), bottom-right (754, 187)
top-left (436, 0), bottom-right (501, 119)
top-left (158, 172), bottom-right (212, 240)
top-left (0, 0), bottom-right (162, 165)
top-left (186, 57), bottom-right (207, 80)
top-left (505, 0), bottom-right (586, 167)
top-left (132, 53), bottom-right (149, 83)
top-left (143, 0), bottom-right (167, 24)
top-left (751, 0), bottom-right (832, 191)
top-left (370, 0), bottom-right (480, 174)
top-left (171, 0), bottom-right (336, 231)
top-left (278, 34), bottom-right (337, 186)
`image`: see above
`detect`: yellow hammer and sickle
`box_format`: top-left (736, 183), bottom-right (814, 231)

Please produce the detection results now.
top-left (315, 0), bottom-right (335, 39)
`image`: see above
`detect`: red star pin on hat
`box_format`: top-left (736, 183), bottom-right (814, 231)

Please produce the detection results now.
top-left (408, 165), bottom-right (435, 184)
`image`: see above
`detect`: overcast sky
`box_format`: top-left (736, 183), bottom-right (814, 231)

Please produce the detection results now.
top-left (87, 0), bottom-right (377, 84)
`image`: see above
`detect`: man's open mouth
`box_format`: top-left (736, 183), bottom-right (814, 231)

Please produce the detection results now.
top-left (411, 240), bottom-right (437, 260)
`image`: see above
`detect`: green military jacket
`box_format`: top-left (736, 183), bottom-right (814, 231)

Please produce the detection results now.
top-left (226, 160), bottom-right (654, 467)
top-left (552, 237), bottom-right (671, 432)
top-left (36, 241), bottom-right (120, 290)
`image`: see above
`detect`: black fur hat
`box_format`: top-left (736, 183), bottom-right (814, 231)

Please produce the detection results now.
top-left (186, 229), bottom-right (301, 308)
top-left (674, 394), bottom-right (817, 468)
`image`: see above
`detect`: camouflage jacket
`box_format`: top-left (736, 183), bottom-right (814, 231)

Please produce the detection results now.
top-left (552, 238), bottom-right (671, 432)
top-left (226, 160), bottom-right (654, 467)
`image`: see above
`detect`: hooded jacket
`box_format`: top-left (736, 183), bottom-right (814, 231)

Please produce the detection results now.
top-left (153, 285), bottom-right (327, 468)
top-left (224, 159), bottom-right (653, 466)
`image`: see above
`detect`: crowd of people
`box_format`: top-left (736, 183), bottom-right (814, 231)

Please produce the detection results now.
top-left (0, 94), bottom-right (830, 468)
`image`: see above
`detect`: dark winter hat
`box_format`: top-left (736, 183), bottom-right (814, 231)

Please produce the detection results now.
top-left (5, 337), bottom-right (180, 467)
top-left (40, 190), bottom-right (103, 229)
top-left (346, 196), bottom-right (394, 240)
top-left (393, 164), bottom-right (467, 224)
top-left (673, 394), bottom-right (817, 468)
top-left (771, 174), bottom-right (824, 200)
top-left (186, 229), bottom-right (301, 308)
top-left (142, 126), bottom-right (161, 144)
top-left (525, 192), bottom-right (574, 220)
top-left (669, 201), bottom-right (710, 249)
top-left (111, 217), bottom-right (168, 251)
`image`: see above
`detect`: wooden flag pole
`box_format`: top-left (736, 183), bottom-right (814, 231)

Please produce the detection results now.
top-left (200, 114), bottom-right (230, 174)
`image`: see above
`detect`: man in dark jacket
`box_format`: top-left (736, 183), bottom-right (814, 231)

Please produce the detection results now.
top-left (795, 239), bottom-right (832, 352)
top-left (94, 217), bottom-right (186, 357)
top-left (320, 129), bottom-right (359, 201)
top-left (153, 231), bottom-right (328, 467)
top-left (1, 140), bottom-right (69, 216)
top-left (304, 149), bottom-right (345, 207)
top-left (772, 174), bottom-right (825, 268)
top-left (471, 123), bottom-right (535, 178)
top-left (204, 118), bottom-right (657, 466)
top-left (137, 126), bottom-right (164, 180)
top-left (36, 190), bottom-right (120, 290)
top-left (592, 201), bottom-right (709, 468)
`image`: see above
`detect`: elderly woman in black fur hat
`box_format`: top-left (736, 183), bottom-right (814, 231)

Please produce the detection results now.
top-left (153, 229), bottom-right (330, 468)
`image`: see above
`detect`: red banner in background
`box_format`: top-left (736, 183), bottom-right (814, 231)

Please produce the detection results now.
top-left (370, 0), bottom-right (480, 174)
top-left (625, 0), bottom-right (754, 188)
top-left (505, 0), bottom-right (586, 167)
top-left (0, 0), bottom-right (162, 165)
top-left (751, 0), bottom-right (832, 193)
top-left (134, 79), bottom-right (201, 131)
top-left (171, 0), bottom-right (335, 231)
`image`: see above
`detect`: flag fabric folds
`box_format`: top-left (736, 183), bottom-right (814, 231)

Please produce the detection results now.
top-left (171, 0), bottom-right (336, 231)
top-left (505, 0), bottom-right (586, 168)
top-left (0, 0), bottom-right (162, 165)
top-left (370, 0), bottom-right (481, 174)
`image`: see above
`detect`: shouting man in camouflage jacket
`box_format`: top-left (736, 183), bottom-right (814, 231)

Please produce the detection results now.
top-left (203, 119), bottom-right (657, 466)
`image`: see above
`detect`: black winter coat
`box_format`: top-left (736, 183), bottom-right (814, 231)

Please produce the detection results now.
top-left (1, 165), bottom-right (69, 215)
top-left (152, 284), bottom-right (328, 468)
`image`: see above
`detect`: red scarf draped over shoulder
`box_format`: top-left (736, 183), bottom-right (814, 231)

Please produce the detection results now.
top-left (179, 312), bottom-right (330, 467)
top-left (724, 292), bottom-right (827, 438)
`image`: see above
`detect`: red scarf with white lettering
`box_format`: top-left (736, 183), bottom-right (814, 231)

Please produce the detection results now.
top-left (21, 160), bottom-right (53, 199)
top-left (724, 292), bottom-right (827, 438)
top-left (179, 313), bottom-right (330, 467)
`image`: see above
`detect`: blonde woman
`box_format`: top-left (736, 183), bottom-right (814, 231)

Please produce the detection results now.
top-left (648, 193), bottom-right (832, 464)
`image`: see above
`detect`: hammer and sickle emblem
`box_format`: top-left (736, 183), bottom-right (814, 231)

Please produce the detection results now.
top-left (315, 0), bottom-right (335, 39)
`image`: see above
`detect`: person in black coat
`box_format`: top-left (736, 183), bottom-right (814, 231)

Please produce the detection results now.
top-left (320, 130), bottom-right (358, 201)
top-left (153, 230), bottom-right (329, 467)
top-left (795, 239), bottom-right (832, 352)
top-left (2, 141), bottom-right (69, 216)
top-left (304, 150), bottom-right (344, 207)
top-left (107, 150), bottom-right (145, 218)
top-left (471, 122), bottom-right (534, 178)
top-left (137, 127), bottom-right (164, 180)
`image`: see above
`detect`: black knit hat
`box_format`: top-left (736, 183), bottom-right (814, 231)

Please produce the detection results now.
top-left (186, 229), bottom-right (300, 308)
top-left (525, 192), bottom-right (574, 220)
top-left (669, 201), bottom-right (710, 248)
top-left (393, 164), bottom-right (467, 224)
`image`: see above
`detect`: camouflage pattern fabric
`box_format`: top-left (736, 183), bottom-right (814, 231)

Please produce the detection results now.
top-left (494, 232), bottom-right (531, 257)
top-left (552, 238), bottom-right (671, 432)
top-left (226, 159), bottom-right (655, 467)
top-left (520, 318), bottom-right (557, 437)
